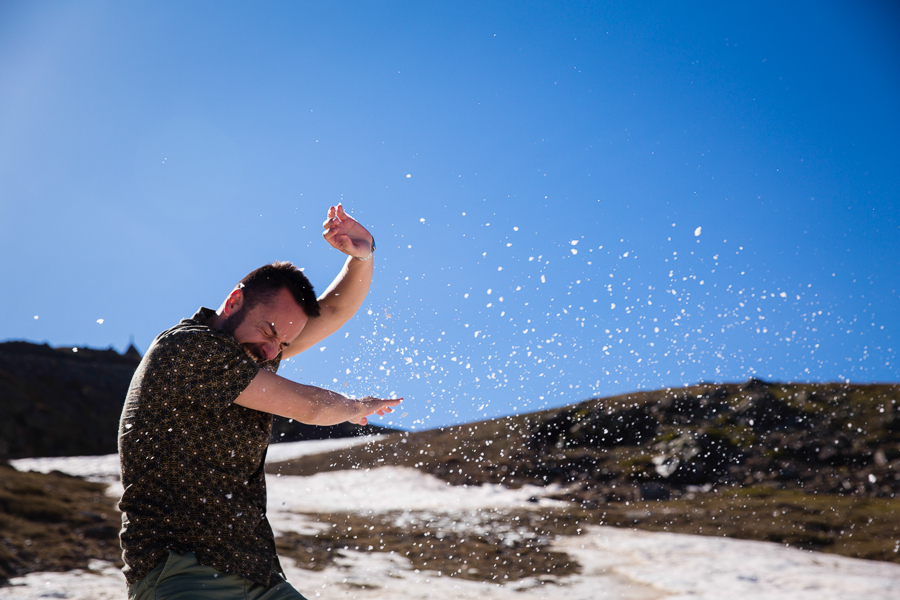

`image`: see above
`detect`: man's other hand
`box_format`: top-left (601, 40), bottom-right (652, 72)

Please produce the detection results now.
top-left (350, 396), bottom-right (403, 426)
top-left (322, 204), bottom-right (374, 258)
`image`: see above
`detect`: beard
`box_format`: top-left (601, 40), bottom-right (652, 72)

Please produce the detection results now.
top-left (220, 308), bottom-right (267, 364)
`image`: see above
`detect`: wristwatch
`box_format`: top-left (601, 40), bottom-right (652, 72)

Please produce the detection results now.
top-left (355, 237), bottom-right (376, 261)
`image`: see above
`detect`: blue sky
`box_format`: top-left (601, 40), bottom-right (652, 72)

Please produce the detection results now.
top-left (2, 1), bottom-right (898, 430)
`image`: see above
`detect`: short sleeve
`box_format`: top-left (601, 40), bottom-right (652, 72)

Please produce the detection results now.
top-left (148, 328), bottom-right (260, 414)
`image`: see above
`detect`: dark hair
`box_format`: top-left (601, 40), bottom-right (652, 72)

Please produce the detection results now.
top-left (237, 261), bottom-right (320, 317)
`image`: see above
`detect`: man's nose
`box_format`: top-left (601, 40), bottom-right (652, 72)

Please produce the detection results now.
top-left (262, 340), bottom-right (278, 361)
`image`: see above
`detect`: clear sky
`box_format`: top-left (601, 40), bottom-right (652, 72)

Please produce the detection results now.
top-left (2, 1), bottom-right (898, 431)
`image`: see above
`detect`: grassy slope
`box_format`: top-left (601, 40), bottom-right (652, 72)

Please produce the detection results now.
top-left (0, 462), bottom-right (122, 581)
top-left (2, 380), bottom-right (898, 585)
top-left (269, 380), bottom-right (900, 566)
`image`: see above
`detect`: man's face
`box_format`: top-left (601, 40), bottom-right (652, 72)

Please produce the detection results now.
top-left (222, 287), bottom-right (308, 364)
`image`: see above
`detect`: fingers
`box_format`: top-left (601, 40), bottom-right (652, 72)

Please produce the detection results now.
top-left (323, 204), bottom-right (350, 224)
top-left (322, 227), bottom-right (344, 245)
top-left (323, 203), bottom-right (358, 229)
top-left (372, 397), bottom-right (402, 410)
top-left (322, 204), bottom-right (351, 249)
top-left (322, 204), bottom-right (373, 259)
top-left (322, 205), bottom-right (356, 254)
top-left (323, 205), bottom-right (340, 230)
top-left (352, 397), bottom-right (402, 425)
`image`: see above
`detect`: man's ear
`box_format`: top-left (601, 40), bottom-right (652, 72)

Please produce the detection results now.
top-left (224, 289), bottom-right (244, 316)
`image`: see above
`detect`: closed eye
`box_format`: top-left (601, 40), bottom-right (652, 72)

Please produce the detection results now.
top-left (263, 326), bottom-right (289, 351)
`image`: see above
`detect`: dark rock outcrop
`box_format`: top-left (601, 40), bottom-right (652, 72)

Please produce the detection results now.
top-left (0, 340), bottom-right (395, 459)
top-left (0, 342), bottom-right (141, 459)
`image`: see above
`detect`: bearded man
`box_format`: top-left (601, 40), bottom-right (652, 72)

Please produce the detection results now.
top-left (118, 205), bottom-right (399, 599)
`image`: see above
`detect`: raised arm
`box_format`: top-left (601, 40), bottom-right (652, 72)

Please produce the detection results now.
top-left (282, 204), bottom-right (374, 358)
top-left (234, 369), bottom-right (401, 426)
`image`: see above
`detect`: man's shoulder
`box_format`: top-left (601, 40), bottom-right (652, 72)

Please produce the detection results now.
top-left (136, 311), bottom-right (260, 391)
top-left (149, 309), bottom-right (238, 357)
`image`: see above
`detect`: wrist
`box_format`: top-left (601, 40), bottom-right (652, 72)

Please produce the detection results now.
top-left (354, 237), bottom-right (376, 261)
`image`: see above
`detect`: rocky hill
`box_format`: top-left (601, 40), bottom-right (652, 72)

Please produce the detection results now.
top-left (0, 341), bottom-right (390, 459)
top-left (273, 379), bottom-right (900, 500)
top-left (0, 342), bottom-right (141, 459)
top-left (3, 359), bottom-right (899, 582)
top-left (270, 379), bottom-right (900, 565)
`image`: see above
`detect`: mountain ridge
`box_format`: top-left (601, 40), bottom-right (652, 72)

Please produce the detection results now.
top-left (268, 379), bottom-right (900, 566)
top-left (0, 340), bottom-right (391, 459)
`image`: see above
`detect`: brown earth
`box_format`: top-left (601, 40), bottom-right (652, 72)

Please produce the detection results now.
top-left (3, 379), bottom-right (899, 586)
top-left (0, 461), bottom-right (122, 582)
top-left (269, 380), bottom-right (900, 569)
top-left (275, 508), bottom-right (583, 583)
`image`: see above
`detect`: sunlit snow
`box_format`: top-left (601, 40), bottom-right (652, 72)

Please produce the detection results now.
top-left (5, 442), bottom-right (900, 600)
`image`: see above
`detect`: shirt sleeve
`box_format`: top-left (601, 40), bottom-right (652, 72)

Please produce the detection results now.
top-left (149, 327), bottom-right (261, 415)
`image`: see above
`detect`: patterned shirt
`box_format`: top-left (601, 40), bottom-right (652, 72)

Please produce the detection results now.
top-left (118, 308), bottom-right (283, 586)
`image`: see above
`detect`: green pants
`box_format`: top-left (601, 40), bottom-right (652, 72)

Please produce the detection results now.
top-left (127, 551), bottom-right (308, 600)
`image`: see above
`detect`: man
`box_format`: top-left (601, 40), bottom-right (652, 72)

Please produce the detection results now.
top-left (118, 204), bottom-right (400, 599)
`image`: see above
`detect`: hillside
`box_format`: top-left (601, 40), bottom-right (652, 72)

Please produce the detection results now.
top-left (269, 379), bottom-right (900, 565)
top-left (0, 342), bottom-right (141, 459)
top-left (3, 378), bottom-right (898, 584)
top-left (0, 341), bottom-right (390, 459)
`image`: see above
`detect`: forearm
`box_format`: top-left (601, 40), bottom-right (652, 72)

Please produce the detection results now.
top-left (288, 383), bottom-right (366, 426)
top-left (284, 254), bottom-right (373, 356)
top-left (318, 254), bottom-right (373, 322)
top-left (234, 369), bottom-right (369, 425)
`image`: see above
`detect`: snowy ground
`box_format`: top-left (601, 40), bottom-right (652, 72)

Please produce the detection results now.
top-left (5, 439), bottom-right (900, 599)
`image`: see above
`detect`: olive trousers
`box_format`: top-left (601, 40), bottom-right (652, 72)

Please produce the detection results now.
top-left (127, 551), bottom-right (308, 600)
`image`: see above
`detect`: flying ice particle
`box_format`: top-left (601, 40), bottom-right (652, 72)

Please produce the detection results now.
top-left (33, 315), bottom-right (39, 320)
top-left (540, 275), bottom-right (546, 283)
top-left (96, 319), bottom-right (104, 324)
top-left (319, 346), bottom-right (327, 352)
top-left (406, 174), bottom-right (412, 178)
top-left (611, 303), bottom-right (616, 309)
top-left (419, 218), bottom-right (425, 223)
top-left (779, 292), bottom-right (787, 298)
top-left (694, 227), bottom-right (702, 237)
top-left (570, 240), bottom-right (578, 245)
top-left (571, 249), bottom-right (578, 255)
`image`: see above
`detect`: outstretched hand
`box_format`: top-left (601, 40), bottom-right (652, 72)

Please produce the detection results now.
top-left (322, 204), bottom-right (374, 259)
top-left (349, 396), bottom-right (403, 426)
